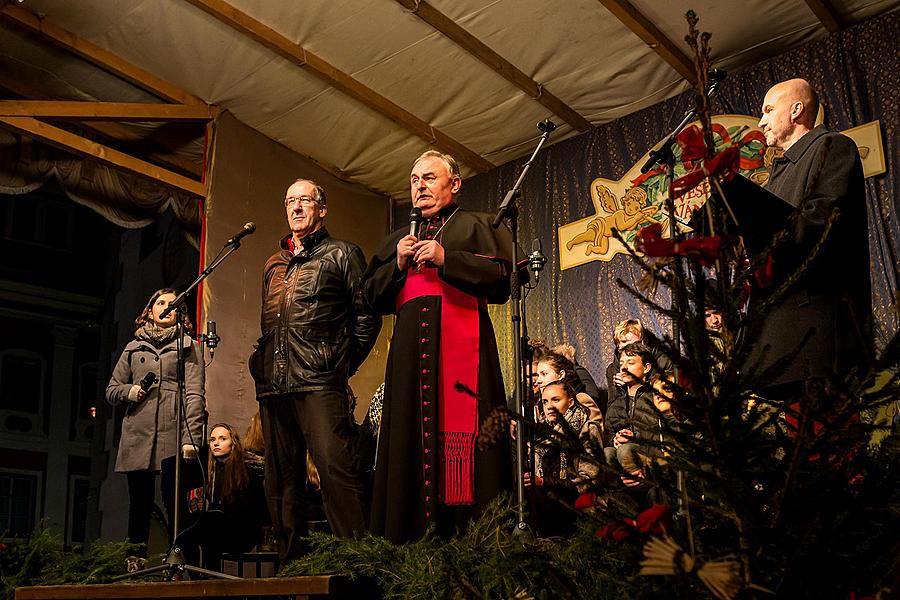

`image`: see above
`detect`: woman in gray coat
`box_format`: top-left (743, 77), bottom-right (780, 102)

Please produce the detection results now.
top-left (106, 288), bottom-right (207, 558)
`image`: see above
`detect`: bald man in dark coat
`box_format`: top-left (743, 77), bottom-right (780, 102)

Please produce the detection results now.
top-left (752, 78), bottom-right (870, 387)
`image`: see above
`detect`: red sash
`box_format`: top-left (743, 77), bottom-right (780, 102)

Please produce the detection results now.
top-left (397, 267), bottom-right (480, 505)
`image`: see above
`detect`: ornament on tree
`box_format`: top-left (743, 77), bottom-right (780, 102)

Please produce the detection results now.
top-left (595, 503), bottom-right (671, 541)
top-left (639, 536), bottom-right (744, 600)
top-left (636, 223), bottom-right (723, 266)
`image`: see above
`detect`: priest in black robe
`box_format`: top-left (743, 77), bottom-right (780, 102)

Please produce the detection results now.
top-left (359, 150), bottom-right (519, 543)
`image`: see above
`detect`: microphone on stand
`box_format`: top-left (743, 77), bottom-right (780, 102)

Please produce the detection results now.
top-left (409, 207), bottom-right (423, 238)
top-left (706, 68), bottom-right (727, 97)
top-left (226, 222), bottom-right (257, 245)
top-left (205, 320), bottom-right (220, 356)
top-left (529, 238), bottom-right (548, 284)
top-left (707, 68), bottom-right (727, 83)
top-left (537, 119), bottom-right (557, 133)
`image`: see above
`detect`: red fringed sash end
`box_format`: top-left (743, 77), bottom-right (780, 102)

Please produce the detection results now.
top-left (438, 431), bottom-right (475, 505)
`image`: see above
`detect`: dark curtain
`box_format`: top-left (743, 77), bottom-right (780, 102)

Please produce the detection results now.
top-left (0, 130), bottom-right (203, 247)
top-left (443, 12), bottom-right (899, 390)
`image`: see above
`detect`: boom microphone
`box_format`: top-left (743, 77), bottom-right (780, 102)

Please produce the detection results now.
top-left (227, 222), bottom-right (257, 245)
top-left (529, 238), bottom-right (548, 284)
top-left (707, 68), bottom-right (727, 83)
top-left (537, 119), bottom-right (557, 133)
top-left (205, 320), bottom-right (220, 356)
top-left (409, 207), bottom-right (423, 237)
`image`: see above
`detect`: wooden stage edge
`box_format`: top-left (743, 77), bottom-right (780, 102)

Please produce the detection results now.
top-left (15, 575), bottom-right (364, 599)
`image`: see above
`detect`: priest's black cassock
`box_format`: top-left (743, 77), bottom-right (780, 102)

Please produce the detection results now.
top-left (359, 203), bottom-right (520, 543)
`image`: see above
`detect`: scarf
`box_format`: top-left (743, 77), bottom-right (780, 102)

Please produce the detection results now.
top-left (135, 322), bottom-right (179, 347)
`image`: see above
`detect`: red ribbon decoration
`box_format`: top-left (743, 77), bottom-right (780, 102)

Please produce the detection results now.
top-left (636, 223), bottom-right (675, 256)
top-left (670, 144), bottom-right (740, 200)
top-left (677, 236), bottom-right (723, 266)
top-left (596, 504), bottom-right (672, 541)
top-left (784, 400), bottom-right (864, 479)
top-left (637, 223), bottom-right (723, 266)
top-left (574, 491), bottom-right (597, 510)
top-left (676, 124), bottom-right (708, 162)
top-left (631, 166), bottom-right (665, 188)
top-left (753, 255), bottom-right (775, 289)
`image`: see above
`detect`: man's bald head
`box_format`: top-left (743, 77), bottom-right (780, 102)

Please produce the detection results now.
top-left (770, 79), bottom-right (819, 125)
top-left (758, 78), bottom-right (820, 150)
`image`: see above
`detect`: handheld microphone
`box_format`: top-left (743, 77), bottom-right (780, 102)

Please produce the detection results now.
top-left (227, 222), bottom-right (257, 245)
top-left (529, 238), bottom-right (548, 283)
top-left (139, 371), bottom-right (157, 392)
top-left (537, 119), bottom-right (558, 133)
top-left (409, 207), bottom-right (423, 238)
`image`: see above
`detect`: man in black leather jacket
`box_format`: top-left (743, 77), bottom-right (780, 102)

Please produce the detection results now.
top-left (249, 178), bottom-right (380, 560)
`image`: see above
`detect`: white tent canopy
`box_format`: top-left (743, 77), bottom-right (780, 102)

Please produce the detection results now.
top-left (2, 0), bottom-right (897, 199)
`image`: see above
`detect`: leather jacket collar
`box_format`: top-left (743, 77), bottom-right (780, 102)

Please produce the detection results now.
top-left (282, 227), bottom-right (329, 255)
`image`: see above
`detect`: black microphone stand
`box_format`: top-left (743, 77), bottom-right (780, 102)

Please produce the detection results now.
top-left (638, 72), bottom-right (723, 552)
top-left (640, 70), bottom-right (725, 175)
top-left (493, 119), bottom-right (556, 540)
top-left (112, 238), bottom-right (248, 582)
top-left (639, 70), bottom-right (726, 391)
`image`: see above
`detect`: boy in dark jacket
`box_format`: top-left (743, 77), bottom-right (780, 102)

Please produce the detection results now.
top-left (603, 343), bottom-right (664, 484)
top-left (604, 319), bottom-right (672, 416)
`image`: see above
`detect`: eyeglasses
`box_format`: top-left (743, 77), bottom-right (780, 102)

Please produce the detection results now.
top-left (284, 195), bottom-right (320, 207)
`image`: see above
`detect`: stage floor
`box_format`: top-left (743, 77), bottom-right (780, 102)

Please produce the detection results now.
top-left (15, 575), bottom-right (364, 599)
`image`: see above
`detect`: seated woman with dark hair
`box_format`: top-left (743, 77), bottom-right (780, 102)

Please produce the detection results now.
top-left (525, 379), bottom-right (603, 536)
top-left (534, 349), bottom-right (603, 427)
top-left (184, 423), bottom-right (267, 568)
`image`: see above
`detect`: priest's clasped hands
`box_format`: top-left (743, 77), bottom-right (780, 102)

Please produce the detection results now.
top-left (397, 235), bottom-right (445, 270)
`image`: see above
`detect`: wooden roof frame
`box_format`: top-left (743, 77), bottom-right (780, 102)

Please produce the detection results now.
top-left (0, 0), bottom-right (862, 193)
top-left (0, 101), bottom-right (219, 121)
top-left (394, 0), bottom-right (592, 133)
top-left (594, 0), bottom-right (697, 84)
top-left (0, 2), bottom-right (365, 192)
top-left (0, 73), bottom-right (204, 177)
top-left (0, 3), bottom-right (207, 106)
top-left (0, 2), bottom-right (211, 192)
top-left (1, 116), bottom-right (206, 196)
top-left (181, 0), bottom-right (495, 173)
top-left (802, 0), bottom-right (844, 32)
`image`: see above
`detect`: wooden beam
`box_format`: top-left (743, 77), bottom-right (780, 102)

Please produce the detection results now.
top-left (0, 100), bottom-right (219, 121)
top-left (0, 9), bottom-right (388, 197)
top-left (394, 0), bottom-right (591, 133)
top-left (76, 121), bottom-right (204, 178)
top-left (180, 0), bottom-right (494, 172)
top-left (0, 3), bottom-right (207, 106)
top-left (594, 0), bottom-right (696, 83)
top-left (802, 0), bottom-right (843, 32)
top-left (0, 76), bottom-right (388, 195)
top-left (0, 76), bottom-right (204, 177)
top-left (0, 116), bottom-right (205, 197)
